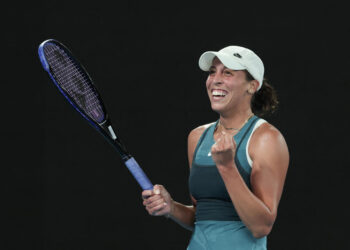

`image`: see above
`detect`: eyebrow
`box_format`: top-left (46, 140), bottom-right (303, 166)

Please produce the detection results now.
top-left (209, 65), bottom-right (234, 71)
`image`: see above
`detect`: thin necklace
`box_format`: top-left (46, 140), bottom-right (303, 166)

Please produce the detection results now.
top-left (218, 113), bottom-right (254, 132)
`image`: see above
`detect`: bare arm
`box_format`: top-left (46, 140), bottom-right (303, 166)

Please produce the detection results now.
top-left (212, 123), bottom-right (289, 238)
top-left (142, 125), bottom-right (208, 231)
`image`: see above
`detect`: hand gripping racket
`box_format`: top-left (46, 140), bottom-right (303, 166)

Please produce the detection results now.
top-left (38, 39), bottom-right (153, 190)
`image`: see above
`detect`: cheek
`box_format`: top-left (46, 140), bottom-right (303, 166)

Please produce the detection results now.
top-left (205, 78), bottom-right (211, 90)
top-left (227, 79), bottom-right (244, 93)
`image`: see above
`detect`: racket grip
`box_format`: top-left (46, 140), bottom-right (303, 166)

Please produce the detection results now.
top-left (124, 157), bottom-right (153, 190)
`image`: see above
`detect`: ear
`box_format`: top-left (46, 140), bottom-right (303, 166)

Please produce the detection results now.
top-left (248, 80), bottom-right (259, 95)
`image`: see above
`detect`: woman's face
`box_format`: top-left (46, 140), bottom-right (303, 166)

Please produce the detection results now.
top-left (206, 57), bottom-right (251, 115)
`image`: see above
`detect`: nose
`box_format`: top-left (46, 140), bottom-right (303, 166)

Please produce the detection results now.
top-left (212, 73), bottom-right (223, 85)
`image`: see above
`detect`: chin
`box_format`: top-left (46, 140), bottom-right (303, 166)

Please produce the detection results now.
top-left (210, 103), bottom-right (225, 113)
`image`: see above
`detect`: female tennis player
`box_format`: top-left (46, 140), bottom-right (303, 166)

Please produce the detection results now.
top-left (142, 45), bottom-right (289, 250)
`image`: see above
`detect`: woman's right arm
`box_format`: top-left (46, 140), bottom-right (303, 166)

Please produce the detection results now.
top-left (142, 126), bottom-right (206, 231)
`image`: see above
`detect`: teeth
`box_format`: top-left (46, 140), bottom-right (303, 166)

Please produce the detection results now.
top-left (212, 90), bottom-right (226, 96)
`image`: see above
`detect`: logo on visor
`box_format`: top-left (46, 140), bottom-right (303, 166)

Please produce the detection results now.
top-left (233, 53), bottom-right (242, 58)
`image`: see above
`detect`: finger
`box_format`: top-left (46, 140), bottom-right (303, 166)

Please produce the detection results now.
top-left (213, 138), bottom-right (224, 151)
top-left (216, 137), bottom-right (225, 151)
top-left (218, 132), bottom-right (229, 148)
top-left (211, 143), bottom-right (218, 154)
top-left (147, 198), bottom-right (166, 210)
top-left (231, 136), bottom-right (237, 149)
top-left (223, 133), bottom-right (232, 148)
top-left (215, 135), bottom-right (223, 145)
top-left (150, 202), bottom-right (167, 215)
top-left (143, 184), bottom-right (162, 200)
top-left (153, 184), bottom-right (161, 195)
top-left (224, 133), bottom-right (236, 150)
top-left (144, 195), bottom-right (164, 206)
top-left (142, 190), bottom-right (153, 199)
top-left (143, 194), bottom-right (163, 205)
top-left (156, 184), bottom-right (168, 197)
top-left (154, 184), bottom-right (172, 204)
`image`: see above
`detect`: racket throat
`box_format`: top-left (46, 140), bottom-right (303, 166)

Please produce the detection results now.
top-left (107, 125), bottom-right (117, 140)
top-left (100, 121), bottom-right (131, 160)
top-left (100, 119), bottom-right (117, 140)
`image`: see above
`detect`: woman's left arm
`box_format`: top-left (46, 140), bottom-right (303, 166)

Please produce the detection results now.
top-left (212, 123), bottom-right (289, 238)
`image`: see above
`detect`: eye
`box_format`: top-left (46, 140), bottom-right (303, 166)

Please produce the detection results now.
top-left (223, 69), bottom-right (233, 76)
top-left (208, 69), bottom-right (216, 75)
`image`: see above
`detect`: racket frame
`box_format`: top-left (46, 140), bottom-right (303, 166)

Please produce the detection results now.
top-left (38, 39), bottom-right (153, 190)
top-left (39, 39), bottom-right (130, 158)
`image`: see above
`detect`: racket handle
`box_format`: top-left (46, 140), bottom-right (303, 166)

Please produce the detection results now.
top-left (124, 157), bottom-right (153, 190)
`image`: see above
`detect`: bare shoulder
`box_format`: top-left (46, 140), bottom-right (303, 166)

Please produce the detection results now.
top-left (251, 121), bottom-right (287, 146)
top-left (187, 122), bottom-right (215, 167)
top-left (249, 121), bottom-right (289, 165)
top-left (188, 123), bottom-right (214, 144)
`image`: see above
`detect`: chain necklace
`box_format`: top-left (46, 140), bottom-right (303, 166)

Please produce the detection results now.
top-left (218, 113), bottom-right (254, 132)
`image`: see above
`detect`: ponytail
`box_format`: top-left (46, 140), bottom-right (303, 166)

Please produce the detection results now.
top-left (245, 71), bottom-right (279, 116)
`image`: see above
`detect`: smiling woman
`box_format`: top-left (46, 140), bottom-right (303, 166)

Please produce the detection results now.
top-left (141, 45), bottom-right (289, 250)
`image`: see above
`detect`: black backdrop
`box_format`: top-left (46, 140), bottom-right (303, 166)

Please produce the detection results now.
top-left (5, 1), bottom-right (350, 249)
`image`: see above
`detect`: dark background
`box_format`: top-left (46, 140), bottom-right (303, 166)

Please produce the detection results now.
top-left (5, 1), bottom-right (350, 249)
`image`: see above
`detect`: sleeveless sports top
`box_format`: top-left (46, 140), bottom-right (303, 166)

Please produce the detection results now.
top-left (188, 116), bottom-right (266, 221)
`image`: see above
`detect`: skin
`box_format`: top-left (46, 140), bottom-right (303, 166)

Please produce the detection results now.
top-left (142, 57), bottom-right (289, 238)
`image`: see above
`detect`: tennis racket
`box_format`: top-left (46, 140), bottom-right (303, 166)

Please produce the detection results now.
top-left (38, 39), bottom-right (153, 190)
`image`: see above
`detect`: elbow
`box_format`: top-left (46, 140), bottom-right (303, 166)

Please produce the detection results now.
top-left (250, 217), bottom-right (275, 239)
top-left (250, 211), bottom-right (277, 238)
top-left (251, 225), bottom-right (272, 239)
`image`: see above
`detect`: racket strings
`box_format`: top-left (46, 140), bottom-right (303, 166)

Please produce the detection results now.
top-left (43, 43), bottom-right (105, 123)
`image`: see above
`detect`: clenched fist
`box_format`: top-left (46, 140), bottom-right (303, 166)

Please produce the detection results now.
top-left (142, 184), bottom-right (173, 217)
top-left (211, 131), bottom-right (237, 168)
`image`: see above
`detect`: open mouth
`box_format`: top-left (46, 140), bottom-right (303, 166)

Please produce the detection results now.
top-left (211, 89), bottom-right (228, 99)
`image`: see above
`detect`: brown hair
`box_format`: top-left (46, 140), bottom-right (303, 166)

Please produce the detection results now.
top-left (245, 71), bottom-right (278, 117)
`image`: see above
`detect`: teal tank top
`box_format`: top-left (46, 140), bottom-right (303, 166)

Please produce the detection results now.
top-left (189, 116), bottom-right (260, 221)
